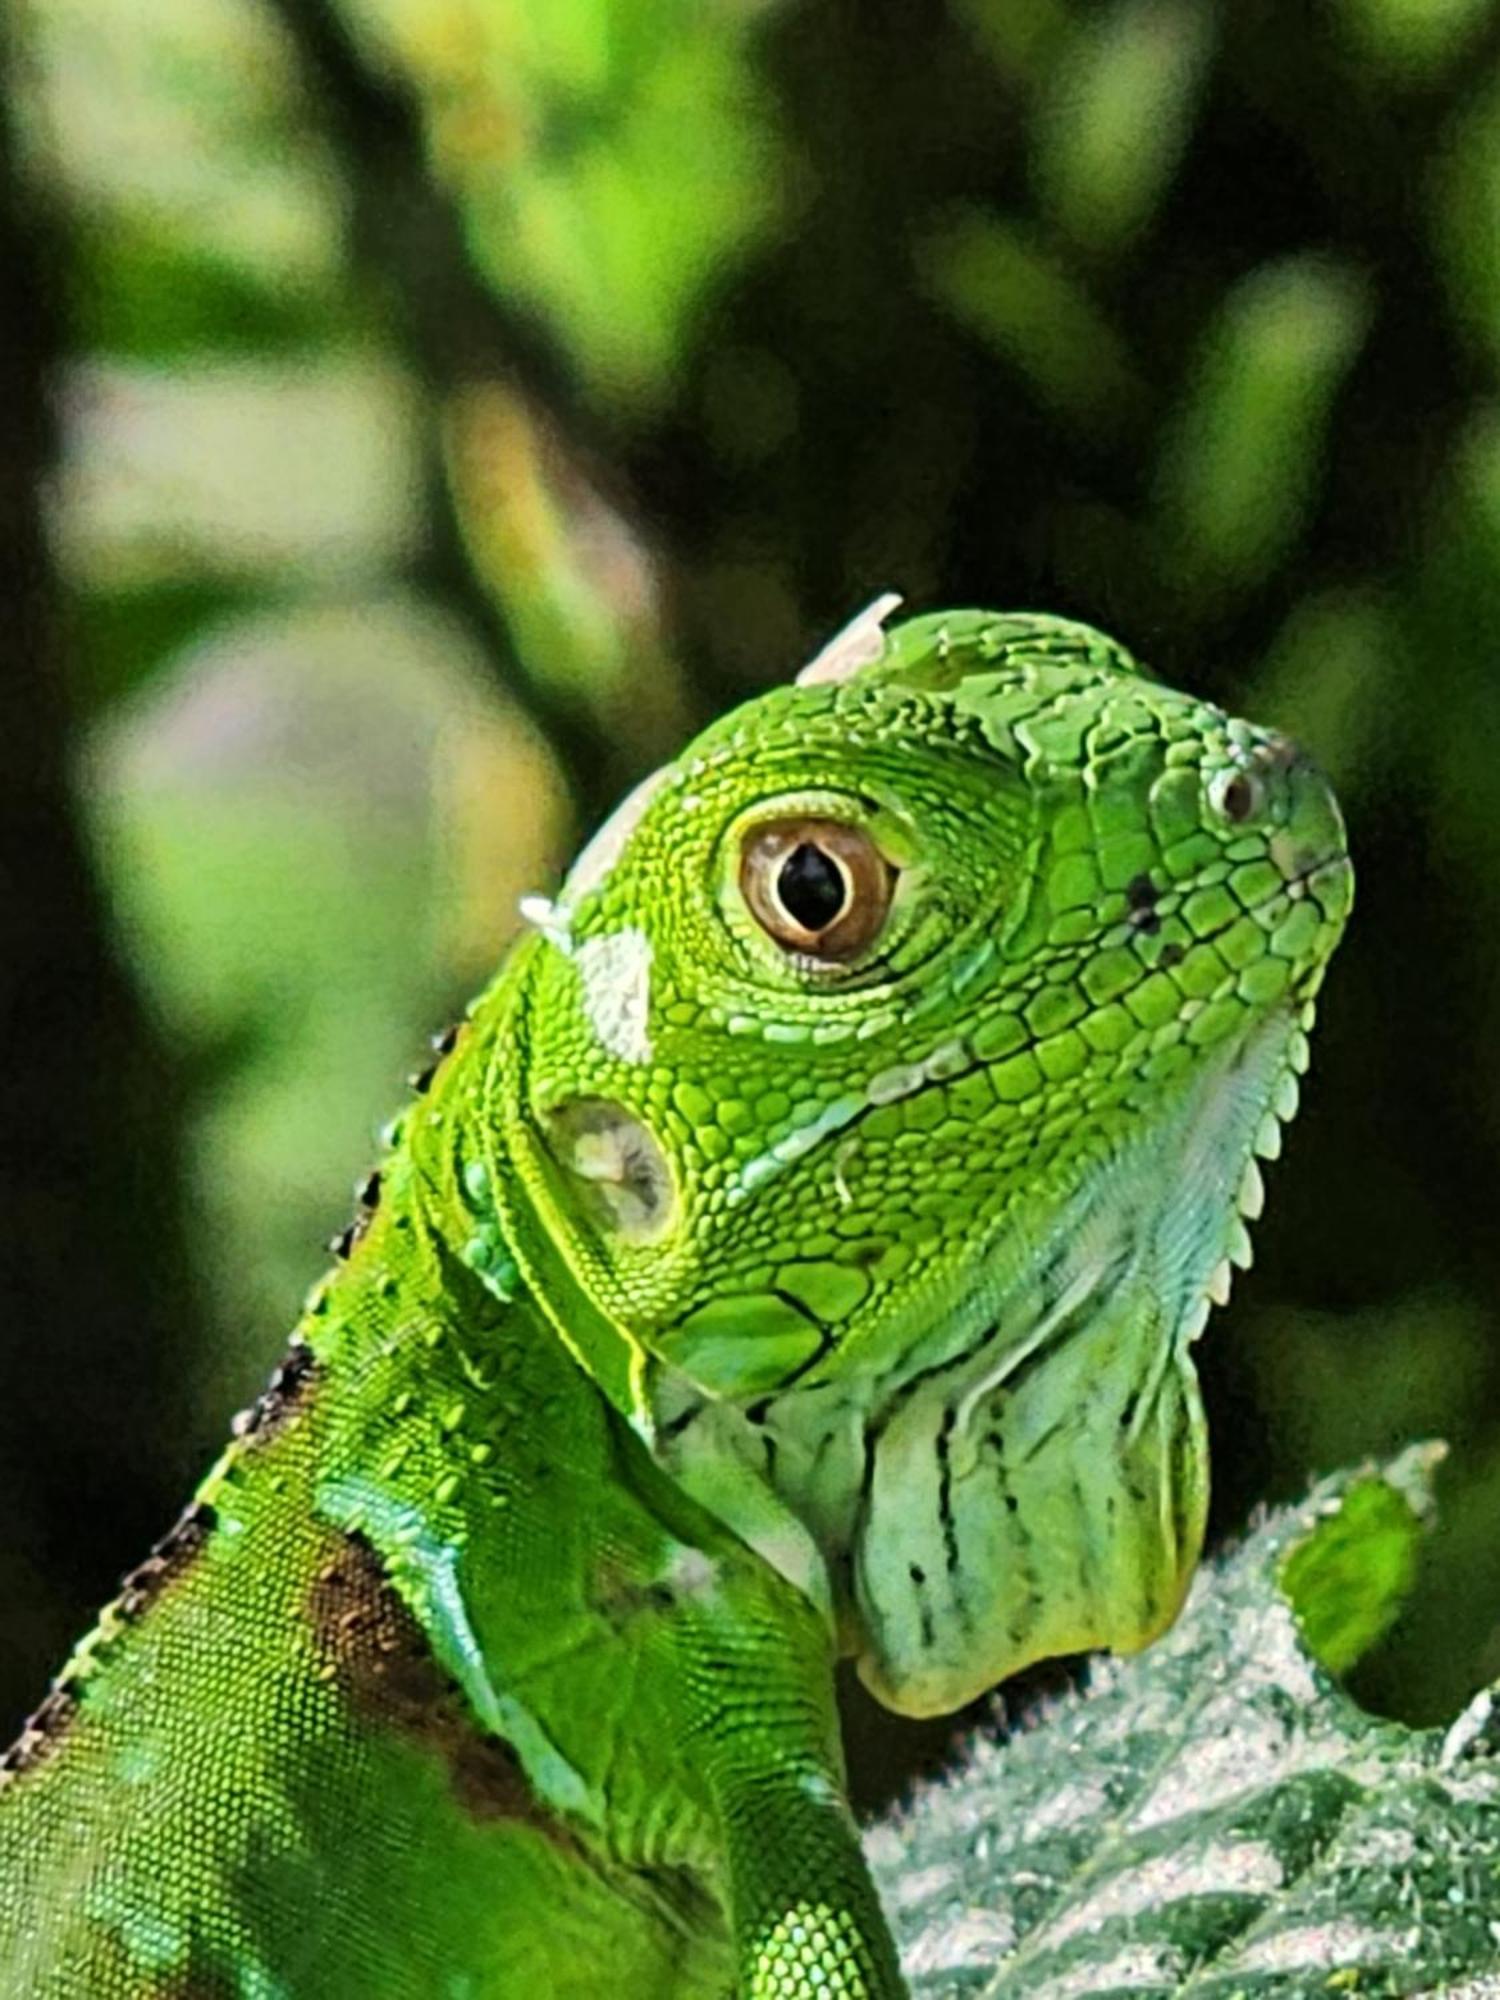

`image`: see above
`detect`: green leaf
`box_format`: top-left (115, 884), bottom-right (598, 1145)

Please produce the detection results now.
top-left (920, 212), bottom-right (1144, 438)
top-left (1032, 0), bottom-right (1215, 260)
top-left (1152, 256), bottom-right (1374, 608)
top-left (870, 1448), bottom-right (1500, 1996)
top-left (1280, 1445), bottom-right (1438, 1676)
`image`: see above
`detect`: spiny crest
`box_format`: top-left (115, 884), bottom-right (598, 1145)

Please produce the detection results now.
top-left (796, 594), bottom-right (1150, 699)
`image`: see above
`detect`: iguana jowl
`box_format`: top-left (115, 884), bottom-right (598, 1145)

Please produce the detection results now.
top-left (0, 607), bottom-right (1352, 1997)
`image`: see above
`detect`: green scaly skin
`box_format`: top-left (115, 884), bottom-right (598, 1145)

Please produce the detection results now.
top-left (0, 608), bottom-right (1352, 1998)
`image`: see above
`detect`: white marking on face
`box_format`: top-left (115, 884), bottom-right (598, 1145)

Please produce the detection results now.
top-left (576, 927), bottom-right (654, 1065)
top-left (518, 893), bottom-right (573, 953)
top-left (795, 591), bottom-right (904, 685)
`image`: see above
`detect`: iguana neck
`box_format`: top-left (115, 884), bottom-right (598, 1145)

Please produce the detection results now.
top-left (428, 942), bottom-right (658, 1436)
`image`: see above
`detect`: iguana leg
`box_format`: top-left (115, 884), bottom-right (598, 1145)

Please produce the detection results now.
top-left (718, 1768), bottom-right (906, 1998)
top-left (679, 1622), bottom-right (905, 1998)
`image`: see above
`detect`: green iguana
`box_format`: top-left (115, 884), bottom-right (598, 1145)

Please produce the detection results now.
top-left (0, 605), bottom-right (1352, 1998)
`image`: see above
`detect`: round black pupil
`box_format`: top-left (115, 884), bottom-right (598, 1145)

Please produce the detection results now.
top-left (777, 843), bottom-right (847, 932)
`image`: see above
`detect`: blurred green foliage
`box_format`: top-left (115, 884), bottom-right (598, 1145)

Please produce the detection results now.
top-left (6, 0), bottom-right (1500, 1782)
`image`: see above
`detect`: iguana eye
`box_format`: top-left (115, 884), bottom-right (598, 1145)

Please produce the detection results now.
top-left (740, 818), bottom-right (894, 961)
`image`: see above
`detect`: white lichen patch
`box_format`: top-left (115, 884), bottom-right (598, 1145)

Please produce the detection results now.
top-left (1441, 1766), bottom-right (1500, 1806)
top-left (1129, 1700), bottom-right (1350, 1831)
top-left (902, 1906), bottom-right (1018, 1975)
top-left (1128, 1601), bottom-right (1346, 1831)
top-left (1355, 1822), bottom-right (1419, 1869)
top-left (1441, 1688), bottom-right (1495, 1768)
top-left (885, 1862), bottom-right (961, 1914)
top-left (1028, 1943), bottom-right (1179, 1996)
top-left (862, 1824), bottom-right (906, 1872)
top-left (1036, 1840), bottom-right (1282, 1949)
top-left (1021, 1778), bottom-right (1110, 1842)
top-left (1230, 1597), bottom-right (1323, 1707)
top-left (575, 927), bottom-right (654, 1065)
top-left (1232, 1918), bottom-right (1411, 1973)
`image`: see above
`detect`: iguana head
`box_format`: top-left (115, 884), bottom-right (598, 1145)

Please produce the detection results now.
top-left (485, 604), bottom-right (1352, 1715)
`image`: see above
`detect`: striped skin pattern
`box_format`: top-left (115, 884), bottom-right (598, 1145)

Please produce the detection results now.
top-left (0, 609), bottom-right (1350, 1998)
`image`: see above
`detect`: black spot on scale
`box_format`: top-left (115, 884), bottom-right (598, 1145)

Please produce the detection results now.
top-left (0, 1685), bottom-right (78, 1786)
top-left (431, 1023), bottom-right (460, 1056)
top-left (906, 1558), bottom-right (938, 1644)
top-left (1127, 873), bottom-right (1162, 935)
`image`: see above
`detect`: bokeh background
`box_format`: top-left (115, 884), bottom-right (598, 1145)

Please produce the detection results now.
top-left (5, 0), bottom-right (1500, 1795)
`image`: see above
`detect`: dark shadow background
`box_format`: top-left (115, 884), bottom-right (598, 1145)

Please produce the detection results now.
top-left (5, 0), bottom-right (1500, 1804)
